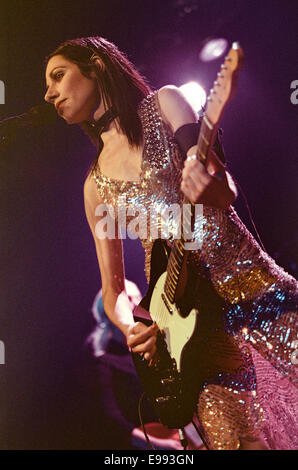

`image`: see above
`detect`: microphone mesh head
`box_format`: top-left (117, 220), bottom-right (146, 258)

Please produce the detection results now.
top-left (27, 103), bottom-right (57, 126)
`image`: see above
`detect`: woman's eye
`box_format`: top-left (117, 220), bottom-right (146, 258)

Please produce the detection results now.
top-left (55, 72), bottom-right (64, 80)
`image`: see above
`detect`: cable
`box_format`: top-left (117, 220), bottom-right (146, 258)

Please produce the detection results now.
top-left (137, 394), bottom-right (189, 451)
top-left (178, 428), bottom-right (188, 450)
top-left (137, 393), bottom-right (156, 450)
top-left (230, 172), bottom-right (267, 253)
top-left (192, 417), bottom-right (210, 450)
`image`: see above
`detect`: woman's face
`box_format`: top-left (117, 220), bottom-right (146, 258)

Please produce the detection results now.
top-left (45, 55), bottom-right (102, 124)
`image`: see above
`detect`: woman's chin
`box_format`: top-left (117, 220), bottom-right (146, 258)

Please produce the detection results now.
top-left (61, 113), bottom-right (80, 125)
top-left (60, 107), bottom-right (93, 124)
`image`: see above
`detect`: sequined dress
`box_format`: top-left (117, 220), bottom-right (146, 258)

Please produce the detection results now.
top-left (92, 92), bottom-right (298, 450)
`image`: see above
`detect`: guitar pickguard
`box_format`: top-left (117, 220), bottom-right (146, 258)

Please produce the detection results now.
top-left (150, 272), bottom-right (198, 372)
top-left (133, 239), bottom-right (202, 428)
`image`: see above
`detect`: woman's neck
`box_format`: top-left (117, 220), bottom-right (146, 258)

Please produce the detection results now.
top-left (90, 106), bottom-right (119, 134)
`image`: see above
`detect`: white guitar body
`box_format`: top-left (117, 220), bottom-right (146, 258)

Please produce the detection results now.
top-left (149, 272), bottom-right (198, 372)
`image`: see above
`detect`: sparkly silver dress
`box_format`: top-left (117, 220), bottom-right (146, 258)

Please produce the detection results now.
top-left (92, 92), bottom-right (298, 450)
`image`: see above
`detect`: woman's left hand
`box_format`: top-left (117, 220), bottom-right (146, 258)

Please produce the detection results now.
top-left (180, 150), bottom-right (236, 210)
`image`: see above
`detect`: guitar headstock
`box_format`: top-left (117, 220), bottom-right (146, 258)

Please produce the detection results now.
top-left (205, 42), bottom-right (244, 125)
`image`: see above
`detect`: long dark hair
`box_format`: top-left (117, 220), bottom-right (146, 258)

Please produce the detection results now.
top-left (46, 36), bottom-right (152, 167)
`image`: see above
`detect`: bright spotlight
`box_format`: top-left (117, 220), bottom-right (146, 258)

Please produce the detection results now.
top-left (199, 38), bottom-right (228, 62)
top-left (179, 81), bottom-right (206, 112)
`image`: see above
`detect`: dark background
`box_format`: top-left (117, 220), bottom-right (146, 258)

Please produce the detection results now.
top-left (0, 0), bottom-right (297, 449)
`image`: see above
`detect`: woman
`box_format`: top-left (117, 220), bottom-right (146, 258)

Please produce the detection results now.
top-left (44, 37), bottom-right (297, 450)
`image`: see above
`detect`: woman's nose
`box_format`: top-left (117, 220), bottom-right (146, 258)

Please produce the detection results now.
top-left (44, 85), bottom-right (58, 103)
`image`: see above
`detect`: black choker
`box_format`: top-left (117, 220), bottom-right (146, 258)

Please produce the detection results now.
top-left (89, 107), bottom-right (118, 135)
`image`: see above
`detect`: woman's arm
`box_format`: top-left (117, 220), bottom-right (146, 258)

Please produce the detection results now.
top-left (84, 175), bottom-right (130, 335)
top-left (157, 85), bottom-right (237, 209)
top-left (84, 175), bottom-right (158, 358)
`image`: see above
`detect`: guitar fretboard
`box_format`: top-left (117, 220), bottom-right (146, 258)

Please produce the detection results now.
top-left (164, 115), bottom-right (217, 303)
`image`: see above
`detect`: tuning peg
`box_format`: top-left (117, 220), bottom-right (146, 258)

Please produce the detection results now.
top-left (217, 72), bottom-right (224, 78)
top-left (225, 56), bottom-right (232, 61)
top-left (210, 88), bottom-right (216, 94)
top-left (213, 80), bottom-right (220, 86)
top-left (232, 41), bottom-right (241, 50)
top-left (221, 64), bottom-right (228, 70)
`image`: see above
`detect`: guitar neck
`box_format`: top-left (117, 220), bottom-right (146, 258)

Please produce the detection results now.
top-left (196, 115), bottom-right (218, 164)
top-left (164, 42), bottom-right (244, 304)
top-left (164, 116), bottom-right (217, 303)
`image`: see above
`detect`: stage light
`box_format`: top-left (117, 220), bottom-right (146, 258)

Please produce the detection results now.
top-left (199, 38), bottom-right (228, 62)
top-left (179, 81), bottom-right (206, 112)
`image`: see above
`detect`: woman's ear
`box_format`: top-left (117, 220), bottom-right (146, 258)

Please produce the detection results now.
top-left (90, 53), bottom-right (105, 72)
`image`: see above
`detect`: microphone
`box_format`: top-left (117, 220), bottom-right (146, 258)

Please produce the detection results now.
top-left (0, 103), bottom-right (57, 147)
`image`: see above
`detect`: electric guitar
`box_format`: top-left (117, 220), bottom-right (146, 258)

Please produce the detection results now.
top-left (133, 42), bottom-right (244, 430)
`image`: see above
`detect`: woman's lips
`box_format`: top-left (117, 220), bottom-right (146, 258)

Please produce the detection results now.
top-left (56, 99), bottom-right (66, 113)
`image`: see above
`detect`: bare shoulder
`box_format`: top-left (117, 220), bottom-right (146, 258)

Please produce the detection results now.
top-left (157, 85), bottom-right (198, 132)
top-left (83, 171), bottom-right (94, 197)
top-left (83, 171), bottom-right (103, 213)
top-left (157, 85), bottom-right (187, 105)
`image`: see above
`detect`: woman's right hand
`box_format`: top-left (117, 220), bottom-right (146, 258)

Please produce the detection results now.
top-left (126, 319), bottom-right (159, 361)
